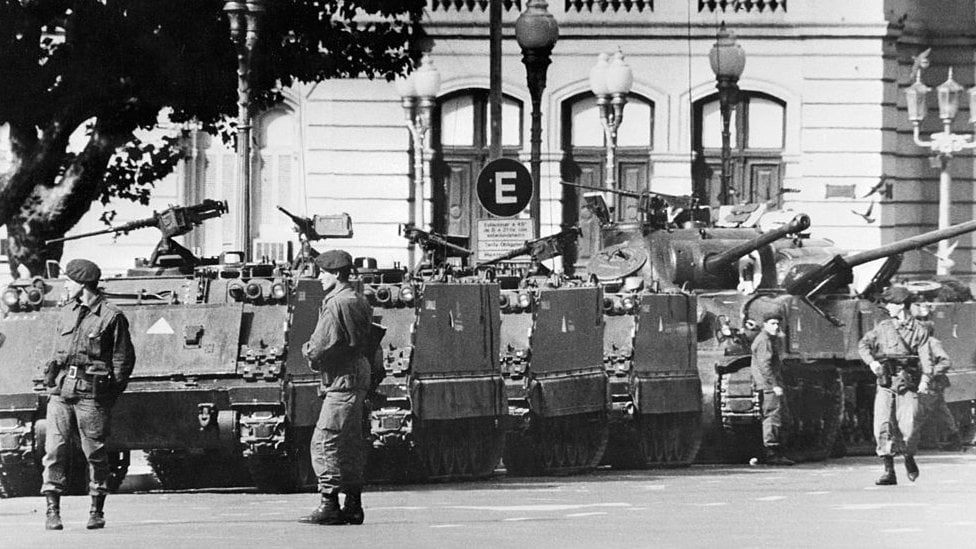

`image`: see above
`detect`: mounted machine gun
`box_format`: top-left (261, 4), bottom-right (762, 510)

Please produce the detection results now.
top-left (278, 207), bottom-right (353, 274)
top-left (45, 199), bottom-right (229, 273)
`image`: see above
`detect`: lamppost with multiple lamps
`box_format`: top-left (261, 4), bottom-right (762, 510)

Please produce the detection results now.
top-left (905, 64), bottom-right (976, 275)
top-left (708, 22), bottom-right (746, 206)
top-left (223, 0), bottom-right (265, 257)
top-left (588, 51), bottom-right (634, 193)
top-left (515, 0), bottom-right (559, 239)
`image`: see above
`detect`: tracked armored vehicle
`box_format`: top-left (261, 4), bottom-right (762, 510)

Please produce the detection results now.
top-left (0, 200), bottom-right (228, 497)
top-left (565, 182), bottom-right (819, 466)
top-left (475, 227), bottom-right (610, 476)
top-left (358, 225), bottom-right (507, 482)
top-left (708, 219), bottom-right (976, 460)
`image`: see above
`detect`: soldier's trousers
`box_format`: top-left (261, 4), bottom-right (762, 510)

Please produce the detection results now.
top-left (874, 387), bottom-right (923, 457)
top-left (311, 389), bottom-right (366, 495)
top-left (761, 390), bottom-right (789, 448)
top-left (41, 395), bottom-right (111, 495)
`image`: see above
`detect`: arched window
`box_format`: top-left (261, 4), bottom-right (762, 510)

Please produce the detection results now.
top-left (561, 92), bottom-right (654, 266)
top-left (693, 92), bottom-right (786, 206)
top-left (431, 90), bottom-right (523, 252)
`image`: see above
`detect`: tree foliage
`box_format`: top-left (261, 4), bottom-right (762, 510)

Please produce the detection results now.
top-left (0, 0), bottom-right (426, 276)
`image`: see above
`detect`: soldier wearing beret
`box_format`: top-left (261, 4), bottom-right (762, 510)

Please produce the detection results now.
top-left (40, 259), bottom-right (135, 530)
top-left (299, 250), bottom-right (373, 525)
top-left (750, 311), bottom-right (794, 466)
top-left (859, 285), bottom-right (948, 485)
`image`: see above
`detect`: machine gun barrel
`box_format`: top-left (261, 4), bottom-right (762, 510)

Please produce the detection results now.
top-left (702, 213), bottom-right (810, 274)
top-left (476, 226), bottom-right (581, 268)
top-left (559, 181), bottom-right (697, 210)
top-left (45, 199), bottom-right (228, 245)
top-left (785, 218), bottom-right (976, 297)
top-left (400, 225), bottom-right (472, 256)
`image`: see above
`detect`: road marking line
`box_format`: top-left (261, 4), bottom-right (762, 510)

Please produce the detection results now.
top-left (430, 524), bottom-right (463, 528)
top-left (881, 528), bottom-right (922, 533)
top-left (504, 517), bottom-right (535, 522)
top-left (755, 496), bottom-right (786, 501)
top-left (451, 503), bottom-right (629, 512)
top-left (565, 512), bottom-right (608, 518)
top-left (805, 491), bottom-right (830, 495)
top-left (838, 503), bottom-right (926, 510)
top-left (369, 506), bottom-right (428, 511)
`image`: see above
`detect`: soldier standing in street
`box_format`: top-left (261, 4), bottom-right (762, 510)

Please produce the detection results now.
top-left (859, 286), bottom-right (947, 485)
top-left (751, 312), bottom-right (795, 466)
top-left (40, 259), bottom-right (135, 530)
top-left (912, 304), bottom-right (963, 451)
top-left (299, 250), bottom-right (373, 526)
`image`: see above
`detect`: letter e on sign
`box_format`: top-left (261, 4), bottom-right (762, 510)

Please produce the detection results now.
top-left (477, 158), bottom-right (532, 217)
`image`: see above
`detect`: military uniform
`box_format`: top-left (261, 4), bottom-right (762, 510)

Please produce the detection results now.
top-left (751, 315), bottom-right (793, 465)
top-left (858, 286), bottom-right (947, 485)
top-left (41, 259), bottom-right (135, 530)
top-left (300, 250), bottom-right (373, 526)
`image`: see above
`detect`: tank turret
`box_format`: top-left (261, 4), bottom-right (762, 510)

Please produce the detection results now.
top-left (785, 219), bottom-right (976, 298)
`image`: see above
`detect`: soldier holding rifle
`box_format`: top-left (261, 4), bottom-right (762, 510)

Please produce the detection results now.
top-left (858, 286), bottom-right (949, 485)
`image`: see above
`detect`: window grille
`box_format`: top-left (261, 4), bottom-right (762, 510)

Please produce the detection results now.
top-left (429, 0), bottom-right (521, 11)
top-left (699, 0), bottom-right (785, 12)
top-left (565, 1), bottom-right (653, 12)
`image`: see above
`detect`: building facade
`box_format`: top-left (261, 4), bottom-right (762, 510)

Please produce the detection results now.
top-left (6, 0), bottom-right (976, 281)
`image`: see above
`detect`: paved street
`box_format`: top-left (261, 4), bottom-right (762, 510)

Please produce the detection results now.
top-left (1, 452), bottom-right (974, 549)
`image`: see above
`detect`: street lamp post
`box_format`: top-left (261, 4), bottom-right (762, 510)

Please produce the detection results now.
top-left (708, 22), bottom-right (746, 206)
top-left (515, 0), bottom-right (559, 239)
top-left (589, 51), bottom-right (634, 192)
top-left (396, 54), bottom-right (441, 266)
top-left (224, 0), bottom-right (265, 257)
top-left (905, 65), bottom-right (976, 275)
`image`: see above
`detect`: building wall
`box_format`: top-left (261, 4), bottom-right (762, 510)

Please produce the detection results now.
top-left (4, 0), bottom-right (976, 281)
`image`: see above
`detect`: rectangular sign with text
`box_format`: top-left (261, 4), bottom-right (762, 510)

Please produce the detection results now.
top-left (477, 219), bottom-right (533, 261)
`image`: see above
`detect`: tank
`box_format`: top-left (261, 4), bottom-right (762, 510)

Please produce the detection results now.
top-left (708, 218), bottom-right (976, 461)
top-left (358, 225), bottom-right (507, 482)
top-left (565, 182), bottom-right (815, 466)
top-left (0, 200), bottom-right (230, 497)
top-left (476, 227), bottom-right (610, 475)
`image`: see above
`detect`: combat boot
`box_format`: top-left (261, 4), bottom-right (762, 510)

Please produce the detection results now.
top-left (86, 494), bottom-right (106, 529)
top-left (44, 492), bottom-right (63, 531)
top-left (298, 493), bottom-right (343, 525)
top-left (875, 455), bottom-right (897, 485)
top-left (342, 489), bottom-right (365, 525)
top-left (904, 455), bottom-right (919, 482)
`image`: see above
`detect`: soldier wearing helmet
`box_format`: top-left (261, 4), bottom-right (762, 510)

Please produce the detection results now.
top-left (40, 259), bottom-right (135, 531)
top-left (859, 285), bottom-right (948, 485)
top-left (299, 250), bottom-right (373, 525)
top-left (750, 311), bottom-right (794, 466)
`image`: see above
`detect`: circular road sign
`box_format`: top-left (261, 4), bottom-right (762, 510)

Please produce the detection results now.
top-left (476, 158), bottom-right (533, 218)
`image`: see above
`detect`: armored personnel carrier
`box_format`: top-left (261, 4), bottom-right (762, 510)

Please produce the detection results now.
top-left (475, 227), bottom-right (610, 476)
top-left (351, 225), bottom-right (507, 482)
top-left (0, 200), bottom-right (228, 497)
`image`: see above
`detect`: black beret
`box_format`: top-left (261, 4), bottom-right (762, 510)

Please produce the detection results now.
top-left (65, 259), bottom-right (101, 284)
top-left (881, 285), bottom-right (913, 305)
top-left (762, 312), bottom-right (784, 323)
top-left (315, 249), bottom-right (353, 271)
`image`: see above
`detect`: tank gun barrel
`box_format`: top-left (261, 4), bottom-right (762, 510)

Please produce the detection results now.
top-left (786, 218), bottom-right (976, 297)
top-left (45, 199), bottom-right (228, 245)
top-left (702, 213), bottom-right (810, 274)
top-left (476, 226), bottom-right (581, 268)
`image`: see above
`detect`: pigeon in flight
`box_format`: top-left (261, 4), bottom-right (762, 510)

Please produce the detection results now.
top-left (852, 201), bottom-right (876, 224)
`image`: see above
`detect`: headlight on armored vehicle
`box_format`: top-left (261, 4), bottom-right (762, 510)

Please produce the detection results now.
top-left (517, 292), bottom-right (533, 310)
top-left (26, 288), bottom-right (43, 307)
top-left (621, 296), bottom-right (636, 312)
top-left (271, 282), bottom-right (287, 301)
top-left (228, 282), bottom-right (246, 301)
top-left (398, 285), bottom-right (415, 305)
top-left (2, 288), bottom-right (20, 309)
top-left (245, 282), bottom-right (263, 301)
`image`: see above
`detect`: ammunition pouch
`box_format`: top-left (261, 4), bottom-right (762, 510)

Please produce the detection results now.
top-left (43, 360), bottom-right (62, 388)
top-left (879, 358), bottom-right (921, 395)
